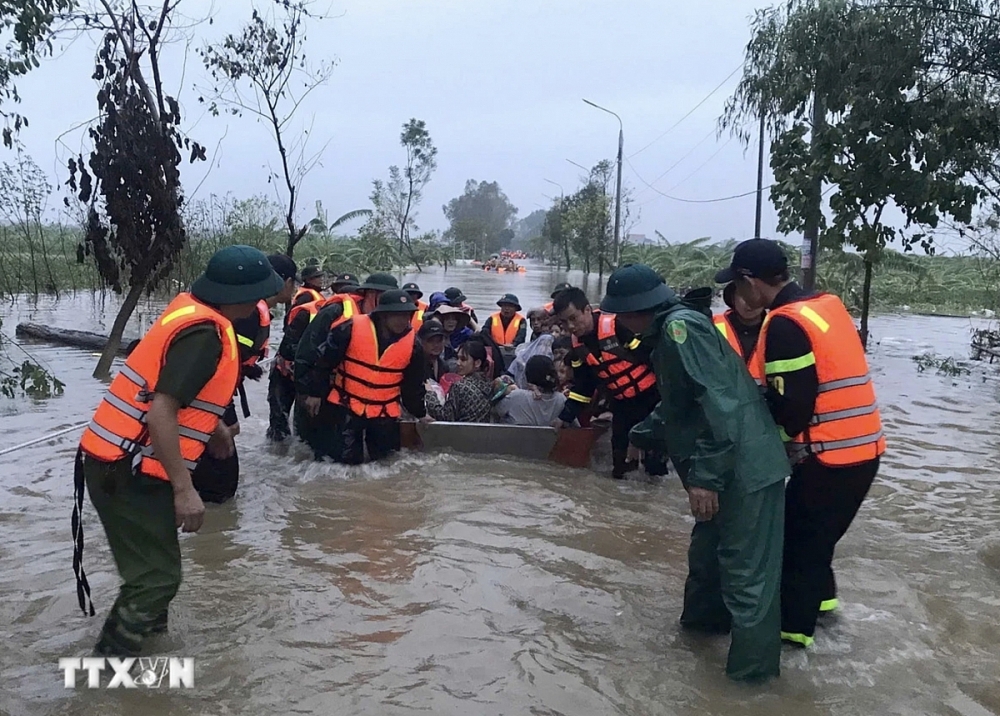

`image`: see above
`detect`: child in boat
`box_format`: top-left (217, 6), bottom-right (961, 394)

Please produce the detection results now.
top-left (425, 337), bottom-right (495, 423)
top-left (494, 355), bottom-right (569, 427)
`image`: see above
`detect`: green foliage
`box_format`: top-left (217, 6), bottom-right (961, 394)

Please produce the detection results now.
top-left (912, 352), bottom-right (971, 376)
top-left (442, 180), bottom-right (518, 258)
top-left (0, 318), bottom-right (63, 400)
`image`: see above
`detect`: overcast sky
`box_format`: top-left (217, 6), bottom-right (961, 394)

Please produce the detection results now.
top-left (13, 0), bottom-right (781, 245)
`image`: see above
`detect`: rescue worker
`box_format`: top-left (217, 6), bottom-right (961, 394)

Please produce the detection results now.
top-left (194, 254), bottom-right (296, 500)
top-left (551, 287), bottom-right (667, 480)
top-left (296, 289), bottom-right (429, 464)
top-left (603, 263), bottom-right (788, 683)
top-left (330, 272), bottom-right (360, 294)
top-left (358, 272), bottom-right (400, 314)
top-left (716, 238), bottom-right (885, 648)
top-left (267, 261), bottom-right (333, 442)
top-left (444, 286), bottom-right (478, 327)
top-left (73, 245), bottom-right (284, 655)
top-left (403, 282), bottom-right (427, 329)
top-left (713, 281), bottom-right (764, 364)
top-left (482, 293), bottom-right (527, 350)
top-left (294, 265), bottom-right (327, 304)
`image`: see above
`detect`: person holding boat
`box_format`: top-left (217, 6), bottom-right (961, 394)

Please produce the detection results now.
top-left (73, 245), bottom-right (285, 656)
top-left (481, 293), bottom-right (527, 352)
top-left (425, 336), bottom-right (495, 423)
top-left (494, 355), bottom-right (568, 427)
top-left (603, 262), bottom-right (788, 683)
top-left (715, 238), bottom-right (884, 649)
top-left (296, 289), bottom-right (429, 463)
top-left (551, 287), bottom-right (667, 480)
top-left (714, 281), bottom-right (764, 364)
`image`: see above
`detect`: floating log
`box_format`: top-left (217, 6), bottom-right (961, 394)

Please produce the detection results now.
top-left (14, 323), bottom-right (128, 356)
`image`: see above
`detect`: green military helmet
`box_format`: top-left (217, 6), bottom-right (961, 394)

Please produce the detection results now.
top-left (358, 272), bottom-right (399, 291)
top-left (599, 263), bottom-right (676, 314)
top-left (191, 244), bottom-right (285, 305)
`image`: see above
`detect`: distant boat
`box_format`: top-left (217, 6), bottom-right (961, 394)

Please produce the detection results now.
top-left (399, 422), bottom-right (601, 468)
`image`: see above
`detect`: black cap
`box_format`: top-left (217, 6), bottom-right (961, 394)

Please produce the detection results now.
top-left (714, 238), bottom-right (788, 283)
top-left (370, 288), bottom-right (418, 314)
top-left (402, 282), bottom-right (423, 299)
top-left (330, 272), bottom-right (359, 287)
top-left (722, 282), bottom-right (736, 310)
top-left (300, 265), bottom-right (326, 283)
top-left (444, 287), bottom-right (467, 304)
top-left (496, 293), bottom-right (521, 311)
top-left (599, 264), bottom-right (675, 314)
top-left (267, 254), bottom-right (298, 282)
top-left (550, 282), bottom-right (573, 299)
top-left (417, 319), bottom-right (448, 339)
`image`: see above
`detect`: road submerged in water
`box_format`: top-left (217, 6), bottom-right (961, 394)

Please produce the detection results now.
top-left (1, 262), bottom-right (999, 716)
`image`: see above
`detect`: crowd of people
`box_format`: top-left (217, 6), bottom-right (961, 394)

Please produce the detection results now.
top-left (71, 238), bottom-right (885, 686)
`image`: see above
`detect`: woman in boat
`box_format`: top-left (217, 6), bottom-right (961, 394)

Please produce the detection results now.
top-left (426, 304), bottom-right (474, 370)
top-left (417, 319), bottom-right (450, 383)
top-left (494, 355), bottom-right (568, 427)
top-left (425, 337), bottom-right (495, 423)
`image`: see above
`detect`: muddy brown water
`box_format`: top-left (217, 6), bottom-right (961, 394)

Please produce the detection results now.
top-left (1, 262), bottom-right (999, 716)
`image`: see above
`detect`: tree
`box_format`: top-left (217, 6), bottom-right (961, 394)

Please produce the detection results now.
top-left (512, 208), bottom-right (547, 249)
top-left (0, 0), bottom-right (76, 146)
top-left (68, 1), bottom-right (206, 379)
top-left (442, 179), bottom-right (518, 258)
top-left (371, 119), bottom-right (437, 270)
top-left (540, 200), bottom-right (570, 270)
top-left (200, 1), bottom-right (333, 258)
top-left (722, 0), bottom-right (1000, 347)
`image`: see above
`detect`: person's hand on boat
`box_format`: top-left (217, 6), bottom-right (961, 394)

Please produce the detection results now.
top-left (551, 419), bottom-right (569, 430)
top-left (419, 415), bottom-right (435, 424)
top-left (206, 423), bottom-right (235, 459)
top-left (242, 363), bottom-right (264, 381)
top-left (303, 396), bottom-right (323, 417)
top-left (687, 487), bottom-right (719, 522)
top-left (626, 444), bottom-right (642, 462)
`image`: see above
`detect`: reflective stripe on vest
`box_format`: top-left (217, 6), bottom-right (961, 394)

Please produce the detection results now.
top-left (750, 293), bottom-right (885, 467)
top-left (328, 313), bottom-right (416, 418)
top-left (713, 311), bottom-right (744, 360)
top-left (411, 308), bottom-right (425, 330)
top-left (489, 312), bottom-right (523, 345)
top-left (288, 295), bottom-right (356, 326)
top-left (294, 287), bottom-right (324, 305)
top-left (576, 313), bottom-right (656, 400)
top-left (78, 293), bottom-right (240, 481)
top-left (239, 300), bottom-right (272, 367)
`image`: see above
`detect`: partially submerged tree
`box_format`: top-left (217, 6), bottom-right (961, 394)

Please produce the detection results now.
top-left (199, 1), bottom-right (333, 258)
top-left (69, 1), bottom-right (206, 379)
top-left (722, 0), bottom-right (1000, 346)
top-left (442, 179), bottom-right (518, 258)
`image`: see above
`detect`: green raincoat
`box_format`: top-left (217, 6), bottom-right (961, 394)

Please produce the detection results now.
top-left (630, 296), bottom-right (789, 682)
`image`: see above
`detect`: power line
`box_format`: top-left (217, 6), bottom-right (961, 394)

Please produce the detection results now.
top-left (638, 135), bottom-right (735, 208)
top-left (628, 63), bottom-right (743, 159)
top-left (634, 125), bottom-right (719, 200)
top-left (627, 155), bottom-right (773, 203)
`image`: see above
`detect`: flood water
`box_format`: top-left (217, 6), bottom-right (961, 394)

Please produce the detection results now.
top-left (1, 261), bottom-right (999, 716)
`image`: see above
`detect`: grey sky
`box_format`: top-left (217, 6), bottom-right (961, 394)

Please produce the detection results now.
top-left (15, 0), bottom-right (778, 245)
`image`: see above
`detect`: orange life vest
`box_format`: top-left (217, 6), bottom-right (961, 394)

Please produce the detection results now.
top-left (543, 301), bottom-right (554, 313)
top-left (327, 313), bottom-right (417, 419)
top-left (489, 312), bottom-right (524, 345)
top-left (574, 313), bottom-right (657, 400)
top-left (713, 311), bottom-right (744, 361)
top-left (294, 287), bottom-right (324, 305)
top-left (411, 307), bottom-right (425, 330)
top-left (79, 293), bottom-right (240, 480)
top-left (277, 295), bottom-right (357, 378)
top-left (238, 299), bottom-right (271, 367)
top-left (749, 293), bottom-right (886, 467)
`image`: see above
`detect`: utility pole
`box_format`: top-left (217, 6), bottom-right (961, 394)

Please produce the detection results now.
top-left (544, 178), bottom-right (565, 270)
top-left (802, 92), bottom-right (825, 290)
top-left (583, 99), bottom-right (624, 268)
top-left (754, 113), bottom-right (766, 239)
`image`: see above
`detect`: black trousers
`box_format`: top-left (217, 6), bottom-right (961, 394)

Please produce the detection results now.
top-left (781, 456), bottom-right (879, 637)
top-left (340, 412), bottom-right (401, 465)
top-left (266, 367), bottom-right (297, 442)
top-left (610, 390), bottom-right (668, 478)
top-left (295, 401), bottom-right (345, 461)
top-left (191, 404), bottom-right (240, 504)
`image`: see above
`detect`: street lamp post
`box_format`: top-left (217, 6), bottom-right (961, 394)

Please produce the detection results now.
top-left (583, 99), bottom-right (624, 267)
top-left (544, 179), bottom-right (565, 269)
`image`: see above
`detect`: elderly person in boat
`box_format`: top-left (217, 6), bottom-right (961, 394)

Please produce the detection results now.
top-left (425, 337), bottom-right (495, 423)
top-left (494, 355), bottom-right (569, 427)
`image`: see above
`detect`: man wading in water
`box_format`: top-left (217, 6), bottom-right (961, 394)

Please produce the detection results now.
top-left (604, 263), bottom-right (789, 683)
top-left (73, 245), bottom-right (284, 656)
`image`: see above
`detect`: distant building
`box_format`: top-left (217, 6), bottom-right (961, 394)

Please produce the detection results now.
top-left (626, 233), bottom-right (657, 246)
